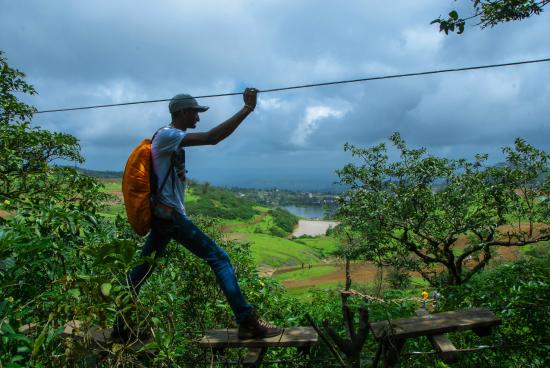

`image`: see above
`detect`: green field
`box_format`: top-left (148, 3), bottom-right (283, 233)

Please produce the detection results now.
top-left (274, 265), bottom-right (338, 281)
top-left (244, 233), bottom-right (323, 267)
top-left (293, 236), bottom-right (339, 256)
top-left (284, 282), bottom-right (348, 299)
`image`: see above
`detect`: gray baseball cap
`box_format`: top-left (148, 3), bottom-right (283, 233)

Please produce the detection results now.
top-left (169, 93), bottom-right (209, 113)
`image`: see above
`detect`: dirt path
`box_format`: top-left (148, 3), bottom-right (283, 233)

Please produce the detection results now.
top-left (224, 233), bottom-right (248, 241)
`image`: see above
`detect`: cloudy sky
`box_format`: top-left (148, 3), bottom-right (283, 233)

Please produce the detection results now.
top-left (1, 1), bottom-right (549, 190)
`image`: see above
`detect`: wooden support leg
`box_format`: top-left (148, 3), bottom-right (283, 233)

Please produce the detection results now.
top-left (383, 339), bottom-right (405, 368)
top-left (243, 347), bottom-right (267, 368)
top-left (372, 342), bottom-right (384, 368)
top-left (428, 334), bottom-right (459, 364)
top-left (297, 346), bottom-right (311, 356)
top-left (211, 347), bottom-right (225, 361)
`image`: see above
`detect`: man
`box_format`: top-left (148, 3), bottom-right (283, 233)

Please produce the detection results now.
top-left (112, 88), bottom-right (281, 342)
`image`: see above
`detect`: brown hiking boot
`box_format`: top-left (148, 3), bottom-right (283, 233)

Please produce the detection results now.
top-left (238, 312), bottom-right (282, 339)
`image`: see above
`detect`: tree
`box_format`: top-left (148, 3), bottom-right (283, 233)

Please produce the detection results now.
top-left (432, 0), bottom-right (549, 34)
top-left (0, 51), bottom-right (107, 211)
top-left (336, 133), bottom-right (550, 286)
top-left (0, 51), bottom-right (120, 365)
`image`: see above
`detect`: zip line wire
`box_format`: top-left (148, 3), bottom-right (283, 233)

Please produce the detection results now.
top-left (34, 57), bottom-right (550, 114)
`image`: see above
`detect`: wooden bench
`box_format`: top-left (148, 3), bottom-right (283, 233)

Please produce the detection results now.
top-left (369, 308), bottom-right (501, 367)
top-left (199, 327), bottom-right (318, 367)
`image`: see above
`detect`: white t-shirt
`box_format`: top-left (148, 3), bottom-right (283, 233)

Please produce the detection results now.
top-left (151, 126), bottom-right (188, 215)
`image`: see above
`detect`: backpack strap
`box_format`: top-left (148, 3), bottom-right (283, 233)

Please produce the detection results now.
top-left (158, 154), bottom-right (176, 194)
top-left (150, 127), bottom-right (176, 196)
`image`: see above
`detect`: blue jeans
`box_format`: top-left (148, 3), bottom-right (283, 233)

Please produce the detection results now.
top-left (127, 212), bottom-right (253, 324)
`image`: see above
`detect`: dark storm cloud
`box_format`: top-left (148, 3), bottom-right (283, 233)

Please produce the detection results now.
top-left (1, 0), bottom-right (549, 189)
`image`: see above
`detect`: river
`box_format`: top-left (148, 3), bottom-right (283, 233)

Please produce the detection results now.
top-left (282, 205), bottom-right (339, 236)
top-left (292, 219), bottom-right (340, 237)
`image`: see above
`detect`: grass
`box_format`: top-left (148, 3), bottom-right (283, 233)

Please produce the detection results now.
top-left (282, 279), bottom-right (379, 300)
top-left (283, 281), bottom-right (348, 300)
top-left (184, 187), bottom-right (200, 203)
top-left (242, 233), bottom-right (322, 267)
top-left (232, 214), bottom-right (275, 233)
top-left (98, 179), bottom-right (125, 218)
top-left (519, 240), bottom-right (550, 253)
top-left (101, 179), bottom-right (122, 191)
top-left (293, 236), bottom-right (340, 255)
top-left (409, 276), bottom-right (430, 288)
top-left (100, 204), bottom-right (125, 218)
top-left (273, 265), bottom-right (338, 281)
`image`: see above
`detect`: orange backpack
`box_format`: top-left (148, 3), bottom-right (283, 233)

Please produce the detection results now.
top-left (122, 134), bottom-right (174, 236)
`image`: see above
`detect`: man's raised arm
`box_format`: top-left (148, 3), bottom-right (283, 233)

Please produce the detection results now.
top-left (181, 88), bottom-right (257, 147)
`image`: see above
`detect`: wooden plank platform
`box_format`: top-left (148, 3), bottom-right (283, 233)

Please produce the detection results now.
top-left (199, 327), bottom-right (318, 349)
top-left (61, 320), bottom-right (112, 344)
top-left (370, 308), bottom-right (501, 340)
top-left (58, 320), bottom-right (156, 354)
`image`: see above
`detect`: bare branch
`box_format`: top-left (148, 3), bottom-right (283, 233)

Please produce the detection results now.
top-left (486, 234), bottom-right (550, 247)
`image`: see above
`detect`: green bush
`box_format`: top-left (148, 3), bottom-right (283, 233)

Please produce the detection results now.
top-left (268, 207), bottom-right (298, 234)
top-left (524, 243), bottom-right (550, 258)
top-left (387, 266), bottom-right (412, 289)
top-left (436, 257), bottom-right (550, 367)
top-left (185, 185), bottom-right (258, 220)
top-left (268, 225), bottom-right (287, 237)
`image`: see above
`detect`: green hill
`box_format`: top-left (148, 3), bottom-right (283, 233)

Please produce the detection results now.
top-left (185, 182), bottom-right (258, 220)
top-left (98, 179), bottom-right (340, 268)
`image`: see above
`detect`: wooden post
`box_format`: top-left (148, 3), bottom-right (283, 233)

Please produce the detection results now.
top-left (382, 338), bottom-right (405, 368)
top-left (243, 347), bottom-right (267, 368)
top-left (322, 292), bottom-right (370, 368)
top-left (305, 314), bottom-right (347, 368)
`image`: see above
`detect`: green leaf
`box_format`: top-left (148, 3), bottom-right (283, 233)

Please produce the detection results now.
top-left (11, 334), bottom-right (32, 345)
top-left (6, 361), bottom-right (24, 368)
top-left (32, 324), bottom-right (48, 357)
top-left (67, 288), bottom-right (80, 298)
top-left (1, 322), bottom-right (16, 335)
top-left (100, 282), bottom-right (112, 297)
top-left (449, 10), bottom-right (459, 20)
top-left (163, 333), bottom-right (171, 348)
top-left (76, 273), bottom-right (92, 280)
top-left (16, 346), bottom-right (31, 353)
top-left (0, 257), bottom-right (16, 271)
top-left (137, 341), bottom-right (159, 352)
top-left (151, 317), bottom-right (161, 326)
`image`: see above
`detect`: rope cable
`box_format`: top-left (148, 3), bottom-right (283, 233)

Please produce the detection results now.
top-left (33, 57), bottom-right (550, 114)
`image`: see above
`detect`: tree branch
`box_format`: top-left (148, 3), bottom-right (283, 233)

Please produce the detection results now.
top-left (390, 233), bottom-right (441, 264)
top-left (456, 242), bottom-right (486, 265)
top-left (486, 234), bottom-right (550, 247)
top-left (463, 247), bottom-right (492, 283)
